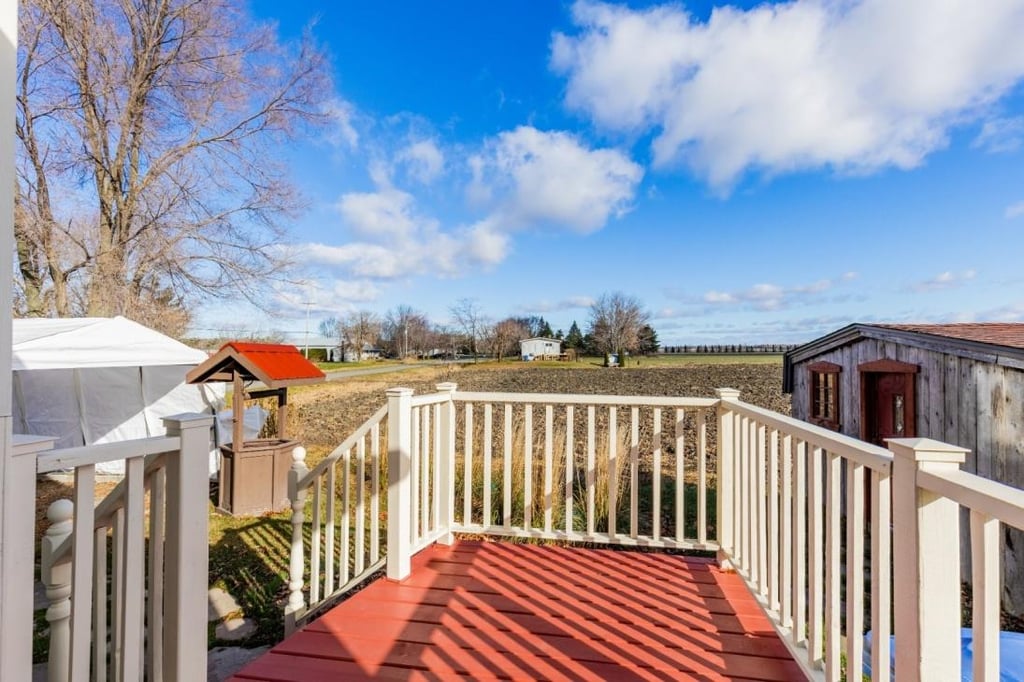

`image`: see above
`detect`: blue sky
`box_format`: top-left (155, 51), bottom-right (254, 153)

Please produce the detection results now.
top-left (195, 0), bottom-right (1024, 345)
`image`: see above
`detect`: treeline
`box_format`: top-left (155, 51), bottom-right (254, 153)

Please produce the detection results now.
top-left (660, 344), bottom-right (796, 354)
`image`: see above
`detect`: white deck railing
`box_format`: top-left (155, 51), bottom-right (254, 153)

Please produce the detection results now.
top-left (32, 414), bottom-right (212, 682)
top-left (286, 384), bottom-right (1024, 682)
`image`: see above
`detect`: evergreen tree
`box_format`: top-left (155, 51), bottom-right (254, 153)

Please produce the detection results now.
top-left (637, 324), bottom-right (659, 355)
top-left (564, 321), bottom-right (584, 349)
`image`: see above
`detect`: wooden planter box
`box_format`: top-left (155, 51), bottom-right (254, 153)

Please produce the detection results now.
top-left (218, 438), bottom-right (296, 516)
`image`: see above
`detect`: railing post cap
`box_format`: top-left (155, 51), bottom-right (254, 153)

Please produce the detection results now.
top-left (435, 382), bottom-right (457, 392)
top-left (715, 388), bottom-right (741, 399)
top-left (887, 437), bottom-right (969, 463)
top-left (161, 412), bottom-right (215, 430)
top-left (385, 387), bottom-right (414, 397)
top-left (292, 445), bottom-right (307, 464)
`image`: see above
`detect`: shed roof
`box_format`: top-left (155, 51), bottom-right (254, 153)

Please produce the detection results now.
top-left (519, 337), bottom-right (561, 344)
top-left (875, 323), bottom-right (1024, 349)
top-left (186, 341), bottom-right (325, 388)
top-left (782, 322), bottom-right (1024, 392)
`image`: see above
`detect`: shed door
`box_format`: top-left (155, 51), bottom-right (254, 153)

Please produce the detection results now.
top-left (861, 370), bottom-right (916, 446)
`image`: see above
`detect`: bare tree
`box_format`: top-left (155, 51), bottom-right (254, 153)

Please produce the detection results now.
top-left (383, 305), bottom-right (430, 358)
top-left (341, 310), bottom-right (381, 361)
top-left (450, 298), bottom-right (490, 362)
top-left (15, 0), bottom-right (329, 333)
top-left (588, 292), bottom-right (649, 360)
top-left (491, 318), bottom-right (529, 362)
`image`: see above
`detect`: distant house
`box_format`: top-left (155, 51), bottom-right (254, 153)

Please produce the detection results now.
top-left (342, 343), bottom-right (384, 363)
top-left (784, 322), bottom-right (1024, 615)
top-left (520, 337), bottom-right (561, 360)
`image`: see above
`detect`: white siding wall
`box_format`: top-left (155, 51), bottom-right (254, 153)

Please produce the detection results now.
top-left (520, 339), bottom-right (561, 358)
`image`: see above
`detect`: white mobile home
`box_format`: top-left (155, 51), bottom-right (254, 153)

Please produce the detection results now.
top-left (519, 337), bottom-right (561, 360)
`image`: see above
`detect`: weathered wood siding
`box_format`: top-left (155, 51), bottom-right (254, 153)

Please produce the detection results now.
top-left (791, 338), bottom-right (1024, 614)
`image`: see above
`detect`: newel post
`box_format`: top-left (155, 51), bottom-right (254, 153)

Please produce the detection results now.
top-left (161, 413), bottom-right (214, 682)
top-left (715, 388), bottom-right (740, 568)
top-left (1, 436), bottom-right (52, 682)
top-left (436, 383), bottom-right (458, 544)
top-left (889, 437), bottom-right (968, 682)
top-left (42, 499), bottom-right (73, 682)
top-left (284, 445), bottom-right (309, 636)
top-left (387, 388), bottom-right (414, 581)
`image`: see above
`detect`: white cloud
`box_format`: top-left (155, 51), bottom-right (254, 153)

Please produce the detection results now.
top-left (397, 139), bottom-right (446, 184)
top-left (552, 0), bottom-right (1024, 188)
top-left (1006, 201), bottom-right (1024, 219)
top-left (323, 98), bottom-right (359, 149)
top-left (908, 269), bottom-right (977, 293)
top-left (474, 126), bottom-right (643, 233)
top-left (518, 296), bottom-right (597, 314)
top-left (973, 116), bottom-right (1024, 153)
top-left (336, 187), bottom-right (420, 241)
top-left (669, 273), bottom-right (857, 314)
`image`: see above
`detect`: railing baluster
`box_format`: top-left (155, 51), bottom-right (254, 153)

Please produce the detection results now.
top-left (94, 527), bottom-right (108, 681)
top-left (356, 437), bottom-right (366, 574)
top-left (971, 510), bottom-right (1000, 682)
top-left (587, 405), bottom-right (595, 535)
top-left (324, 466), bottom-right (336, 596)
top-left (411, 407), bottom-right (420, 543)
top-left (780, 434), bottom-right (793, 629)
top-left (871, 469), bottom-right (891, 682)
top-left (768, 428), bottom-right (779, 612)
top-left (808, 445), bottom-right (824, 669)
top-left (421, 406), bottom-right (430, 539)
top-left (310, 477), bottom-right (322, 606)
top-left (370, 422), bottom-right (381, 562)
top-left (147, 467), bottom-right (165, 682)
top-left (824, 452), bottom-right (841, 680)
top-left (629, 407), bottom-right (639, 539)
top-left (341, 450), bottom-right (351, 585)
top-left (309, 475), bottom-right (321, 602)
top-left (608, 406), bottom-right (618, 539)
top-left (544, 404), bottom-right (553, 534)
top-left (697, 409), bottom-right (707, 546)
top-left (565, 405), bottom-right (574, 535)
top-left (121, 456), bottom-right (146, 681)
top-left (432, 404), bottom-right (441, 533)
top-left (845, 460), bottom-right (865, 682)
top-left (504, 404), bottom-right (513, 529)
top-left (740, 415), bottom-right (750, 570)
top-left (792, 439), bottom-right (807, 649)
top-left (652, 408), bottom-right (662, 541)
top-left (464, 404), bottom-right (473, 525)
top-left (71, 466), bottom-right (96, 682)
top-left (483, 403), bottom-right (493, 526)
top-left (733, 412), bottom-right (742, 566)
top-left (524, 404), bottom-right (533, 531)
top-left (112, 507), bottom-right (124, 678)
top-left (757, 422), bottom-right (767, 595)
top-left (676, 408), bottom-right (685, 545)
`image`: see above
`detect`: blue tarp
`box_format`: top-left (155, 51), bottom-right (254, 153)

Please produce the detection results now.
top-left (864, 629), bottom-right (1024, 681)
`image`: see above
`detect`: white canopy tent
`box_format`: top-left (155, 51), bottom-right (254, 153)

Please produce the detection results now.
top-left (12, 317), bottom-right (224, 474)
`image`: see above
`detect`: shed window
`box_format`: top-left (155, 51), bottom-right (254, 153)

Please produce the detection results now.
top-left (808, 362), bottom-right (841, 430)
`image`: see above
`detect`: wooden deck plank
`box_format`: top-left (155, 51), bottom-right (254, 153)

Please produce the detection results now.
top-left (232, 541), bottom-right (805, 682)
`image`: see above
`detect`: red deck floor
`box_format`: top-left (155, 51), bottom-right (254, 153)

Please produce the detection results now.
top-left (232, 540), bottom-right (804, 681)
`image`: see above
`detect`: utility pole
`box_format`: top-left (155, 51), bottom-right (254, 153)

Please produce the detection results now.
top-left (303, 301), bottom-right (312, 358)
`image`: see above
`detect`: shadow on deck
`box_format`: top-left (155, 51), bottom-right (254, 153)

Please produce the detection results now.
top-left (230, 540), bottom-right (803, 681)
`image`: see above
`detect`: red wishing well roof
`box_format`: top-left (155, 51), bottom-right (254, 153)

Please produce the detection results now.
top-left (186, 341), bottom-right (325, 387)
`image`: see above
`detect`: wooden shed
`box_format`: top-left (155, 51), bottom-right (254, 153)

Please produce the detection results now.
top-left (784, 322), bottom-right (1024, 614)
